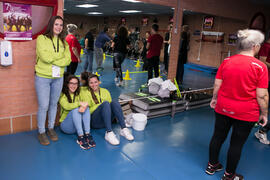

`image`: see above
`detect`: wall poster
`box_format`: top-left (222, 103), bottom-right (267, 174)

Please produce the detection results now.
top-left (3, 2), bottom-right (32, 40)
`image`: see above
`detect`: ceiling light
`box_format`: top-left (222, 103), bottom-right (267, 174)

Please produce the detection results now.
top-left (76, 4), bottom-right (98, 8)
top-left (122, 0), bottom-right (141, 3)
top-left (119, 10), bottom-right (142, 13)
top-left (88, 12), bottom-right (103, 15)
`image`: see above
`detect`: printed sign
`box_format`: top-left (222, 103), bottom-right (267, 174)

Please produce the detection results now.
top-left (3, 2), bottom-right (32, 40)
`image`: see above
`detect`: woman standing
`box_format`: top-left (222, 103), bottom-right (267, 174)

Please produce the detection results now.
top-left (66, 24), bottom-right (81, 74)
top-left (141, 31), bottom-right (151, 71)
top-left (80, 74), bottom-right (134, 145)
top-left (112, 26), bottom-right (130, 86)
top-left (206, 29), bottom-right (268, 180)
top-left (35, 16), bottom-right (71, 145)
top-left (59, 75), bottom-right (95, 150)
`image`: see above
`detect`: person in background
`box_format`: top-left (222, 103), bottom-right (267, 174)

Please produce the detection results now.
top-left (206, 29), bottom-right (268, 180)
top-left (94, 27), bottom-right (111, 71)
top-left (146, 24), bottom-right (163, 80)
top-left (80, 74), bottom-right (134, 145)
top-left (254, 36), bottom-right (270, 145)
top-left (59, 75), bottom-right (95, 150)
top-left (84, 29), bottom-right (95, 73)
top-left (66, 24), bottom-right (81, 75)
top-left (163, 24), bottom-right (173, 74)
top-left (111, 26), bottom-right (130, 86)
top-left (176, 25), bottom-right (190, 84)
top-left (80, 71), bottom-right (91, 87)
top-left (141, 31), bottom-right (151, 71)
top-left (35, 16), bottom-right (71, 145)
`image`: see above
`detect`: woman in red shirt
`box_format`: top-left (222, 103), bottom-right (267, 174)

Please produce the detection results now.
top-left (254, 38), bottom-right (270, 144)
top-left (65, 24), bottom-right (81, 74)
top-left (206, 29), bottom-right (268, 180)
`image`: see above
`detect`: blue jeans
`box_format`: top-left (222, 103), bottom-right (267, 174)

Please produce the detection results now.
top-left (60, 108), bottom-right (91, 136)
top-left (91, 100), bottom-right (126, 131)
top-left (35, 75), bottom-right (63, 133)
top-left (84, 49), bottom-right (94, 72)
top-left (94, 46), bottom-right (103, 68)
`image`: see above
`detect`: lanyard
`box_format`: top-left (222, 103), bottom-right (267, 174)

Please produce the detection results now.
top-left (51, 37), bottom-right (59, 53)
top-left (98, 89), bottom-right (102, 103)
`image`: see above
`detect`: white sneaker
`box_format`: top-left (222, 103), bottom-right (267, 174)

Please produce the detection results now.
top-left (255, 130), bottom-right (270, 145)
top-left (105, 131), bottom-right (120, 145)
top-left (120, 128), bottom-right (134, 141)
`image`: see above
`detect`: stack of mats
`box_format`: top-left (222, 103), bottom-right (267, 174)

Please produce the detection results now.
top-left (184, 91), bottom-right (212, 110)
top-left (119, 92), bottom-right (186, 119)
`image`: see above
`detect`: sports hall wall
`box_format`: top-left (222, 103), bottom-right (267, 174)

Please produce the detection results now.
top-left (0, 0), bottom-right (270, 135)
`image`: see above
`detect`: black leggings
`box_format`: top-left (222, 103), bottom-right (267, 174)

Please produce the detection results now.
top-left (209, 112), bottom-right (255, 174)
top-left (147, 56), bottom-right (160, 80)
top-left (67, 62), bottom-right (78, 75)
top-left (113, 52), bottom-right (125, 81)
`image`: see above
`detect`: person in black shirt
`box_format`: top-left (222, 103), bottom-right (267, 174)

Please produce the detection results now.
top-left (141, 31), bottom-right (151, 71)
top-left (112, 26), bottom-right (130, 86)
top-left (163, 24), bottom-right (172, 73)
top-left (176, 25), bottom-right (190, 84)
top-left (84, 29), bottom-right (95, 73)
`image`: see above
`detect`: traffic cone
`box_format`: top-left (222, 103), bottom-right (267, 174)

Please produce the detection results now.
top-left (103, 53), bottom-right (106, 60)
top-left (135, 59), bottom-right (141, 68)
top-left (95, 72), bottom-right (100, 76)
top-left (123, 69), bottom-right (132, 80)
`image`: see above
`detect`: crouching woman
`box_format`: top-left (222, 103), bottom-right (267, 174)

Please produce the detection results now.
top-left (59, 75), bottom-right (96, 149)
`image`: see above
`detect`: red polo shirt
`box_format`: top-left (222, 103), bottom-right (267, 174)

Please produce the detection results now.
top-left (215, 54), bottom-right (268, 122)
top-left (146, 34), bottom-right (163, 59)
top-left (65, 34), bottom-right (81, 62)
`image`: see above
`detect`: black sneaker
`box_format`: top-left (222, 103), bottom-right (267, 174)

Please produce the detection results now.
top-left (77, 136), bottom-right (90, 150)
top-left (221, 173), bottom-right (244, 180)
top-left (85, 134), bottom-right (96, 147)
top-left (205, 162), bottom-right (223, 175)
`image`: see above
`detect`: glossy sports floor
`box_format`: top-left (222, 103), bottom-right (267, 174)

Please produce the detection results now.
top-left (0, 56), bottom-right (269, 180)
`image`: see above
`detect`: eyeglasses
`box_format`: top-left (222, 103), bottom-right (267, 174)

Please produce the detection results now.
top-left (69, 82), bottom-right (78, 85)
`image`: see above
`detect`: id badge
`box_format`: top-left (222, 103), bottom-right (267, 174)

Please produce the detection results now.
top-left (52, 65), bottom-right (60, 78)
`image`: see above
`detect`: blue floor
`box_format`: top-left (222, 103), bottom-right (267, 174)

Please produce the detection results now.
top-left (0, 56), bottom-right (269, 180)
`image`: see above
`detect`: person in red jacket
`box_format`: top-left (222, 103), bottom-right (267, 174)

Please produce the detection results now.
top-left (65, 24), bottom-right (81, 74)
top-left (146, 24), bottom-right (163, 80)
top-left (205, 29), bottom-right (268, 180)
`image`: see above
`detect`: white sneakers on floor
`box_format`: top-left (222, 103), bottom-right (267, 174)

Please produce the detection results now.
top-left (255, 130), bottom-right (270, 145)
top-left (105, 128), bottom-right (134, 145)
top-left (120, 128), bottom-right (134, 141)
top-left (105, 131), bottom-right (119, 145)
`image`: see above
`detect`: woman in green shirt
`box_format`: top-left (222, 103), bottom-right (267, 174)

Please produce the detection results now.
top-left (80, 74), bottom-right (134, 145)
top-left (35, 16), bottom-right (71, 145)
top-left (59, 75), bottom-right (95, 150)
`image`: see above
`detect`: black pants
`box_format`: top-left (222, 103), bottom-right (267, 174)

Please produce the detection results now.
top-left (113, 52), bottom-right (125, 81)
top-left (147, 56), bottom-right (160, 80)
top-left (164, 47), bottom-right (169, 72)
top-left (209, 112), bottom-right (255, 174)
top-left (67, 62), bottom-right (78, 75)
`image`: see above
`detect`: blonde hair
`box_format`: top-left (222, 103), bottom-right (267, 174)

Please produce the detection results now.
top-left (67, 24), bottom-right (77, 34)
top-left (237, 29), bottom-right (264, 51)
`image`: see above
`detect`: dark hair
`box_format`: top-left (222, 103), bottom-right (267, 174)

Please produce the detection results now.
top-left (104, 26), bottom-right (109, 33)
top-left (117, 26), bottom-right (128, 39)
top-left (80, 71), bottom-right (92, 86)
top-left (43, 16), bottom-right (66, 48)
top-left (62, 75), bottom-right (80, 103)
top-left (87, 74), bottom-right (100, 104)
top-left (152, 24), bottom-right (159, 32)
